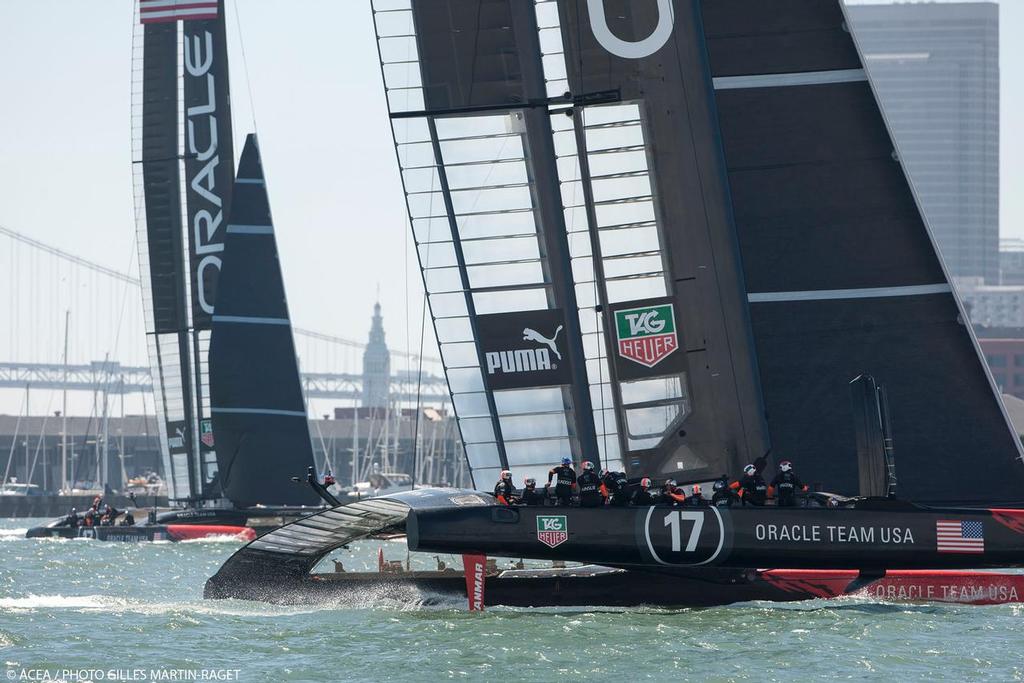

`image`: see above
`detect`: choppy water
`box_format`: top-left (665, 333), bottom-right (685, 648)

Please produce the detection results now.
top-left (2, 518), bottom-right (1023, 682)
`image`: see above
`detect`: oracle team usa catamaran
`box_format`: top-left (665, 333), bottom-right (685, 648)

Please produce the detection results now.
top-left (204, 0), bottom-right (1024, 606)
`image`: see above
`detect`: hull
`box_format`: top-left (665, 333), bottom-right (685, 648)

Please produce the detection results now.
top-left (206, 565), bottom-right (1024, 607)
top-left (25, 524), bottom-right (255, 543)
top-left (408, 503), bottom-right (1024, 570)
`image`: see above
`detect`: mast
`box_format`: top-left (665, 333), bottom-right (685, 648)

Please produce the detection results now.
top-left (351, 402), bottom-right (358, 487)
top-left (61, 309), bottom-right (69, 493)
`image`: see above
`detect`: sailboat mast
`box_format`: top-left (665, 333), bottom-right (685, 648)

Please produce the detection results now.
top-left (351, 402), bottom-right (358, 487)
top-left (61, 309), bottom-right (69, 493)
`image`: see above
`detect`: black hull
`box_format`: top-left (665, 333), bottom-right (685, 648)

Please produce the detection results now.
top-left (25, 523), bottom-right (255, 542)
top-left (409, 502), bottom-right (1024, 571)
top-left (205, 565), bottom-right (1024, 608)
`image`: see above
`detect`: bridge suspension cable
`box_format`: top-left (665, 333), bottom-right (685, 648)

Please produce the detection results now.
top-left (1, 224), bottom-right (440, 364)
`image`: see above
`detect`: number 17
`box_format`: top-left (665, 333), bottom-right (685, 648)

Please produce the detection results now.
top-left (664, 510), bottom-right (704, 552)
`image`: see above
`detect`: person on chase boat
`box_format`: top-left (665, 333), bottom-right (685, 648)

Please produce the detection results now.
top-left (547, 457), bottom-right (576, 506)
top-left (494, 470), bottom-right (516, 505)
top-left (771, 460), bottom-right (808, 507)
top-left (577, 461), bottom-right (603, 508)
top-left (631, 477), bottom-right (656, 506)
top-left (736, 464), bottom-right (768, 506)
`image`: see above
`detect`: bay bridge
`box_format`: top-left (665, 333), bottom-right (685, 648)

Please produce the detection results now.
top-left (0, 224), bottom-right (469, 496)
top-left (0, 224), bottom-right (449, 405)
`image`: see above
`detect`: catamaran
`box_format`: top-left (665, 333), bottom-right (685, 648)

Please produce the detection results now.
top-left (28, 0), bottom-right (320, 541)
top-left (206, 0), bottom-right (1024, 606)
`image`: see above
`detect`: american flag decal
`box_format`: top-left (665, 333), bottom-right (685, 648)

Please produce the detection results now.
top-left (936, 520), bottom-right (985, 554)
top-left (140, 0), bottom-right (219, 24)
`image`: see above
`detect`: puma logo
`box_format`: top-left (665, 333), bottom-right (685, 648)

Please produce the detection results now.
top-left (523, 326), bottom-right (563, 361)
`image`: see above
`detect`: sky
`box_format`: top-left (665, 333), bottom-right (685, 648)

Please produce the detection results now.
top-left (0, 0), bottom-right (1021, 416)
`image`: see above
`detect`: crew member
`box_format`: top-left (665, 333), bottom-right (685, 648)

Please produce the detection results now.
top-left (493, 470), bottom-right (516, 505)
top-left (120, 511), bottom-right (136, 526)
top-left (83, 509), bottom-right (95, 527)
top-left (602, 469), bottom-right (631, 506)
top-left (519, 478), bottom-right (545, 506)
top-left (736, 464), bottom-right (768, 506)
top-left (685, 484), bottom-right (709, 508)
top-left (661, 479), bottom-right (687, 507)
top-left (577, 461), bottom-right (603, 508)
top-left (546, 457), bottom-right (577, 506)
top-left (65, 508), bottom-right (78, 528)
top-left (771, 460), bottom-right (808, 508)
top-left (711, 475), bottom-right (738, 508)
top-left (631, 478), bottom-right (656, 506)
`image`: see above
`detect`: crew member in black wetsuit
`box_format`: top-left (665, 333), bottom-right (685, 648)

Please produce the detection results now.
top-left (631, 478), bottom-right (656, 506)
top-left (711, 475), bottom-right (739, 508)
top-left (493, 470), bottom-right (516, 505)
top-left (546, 457), bottom-right (577, 506)
top-left (661, 479), bottom-right (687, 507)
top-left (602, 469), bottom-right (631, 506)
top-left (771, 460), bottom-right (808, 507)
top-left (65, 508), bottom-right (79, 528)
top-left (685, 484), bottom-right (709, 507)
top-left (120, 511), bottom-right (135, 526)
top-left (519, 478), bottom-right (545, 506)
top-left (736, 464), bottom-right (768, 506)
top-left (577, 461), bottom-right (603, 507)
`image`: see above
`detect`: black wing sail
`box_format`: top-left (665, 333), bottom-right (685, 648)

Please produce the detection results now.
top-left (207, 135), bottom-right (318, 507)
top-left (697, 0), bottom-right (1024, 504)
top-left (374, 0), bottom-right (770, 486)
top-left (132, 0), bottom-right (235, 502)
top-left (550, 0), bottom-right (1024, 503)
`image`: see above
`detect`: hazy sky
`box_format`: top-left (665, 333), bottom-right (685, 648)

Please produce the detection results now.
top-left (0, 0), bottom-right (1021, 415)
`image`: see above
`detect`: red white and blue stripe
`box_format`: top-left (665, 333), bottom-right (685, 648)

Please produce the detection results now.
top-left (936, 520), bottom-right (985, 554)
top-left (140, 0), bottom-right (218, 24)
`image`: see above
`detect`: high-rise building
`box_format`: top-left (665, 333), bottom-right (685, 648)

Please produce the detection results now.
top-left (848, 2), bottom-right (999, 282)
top-left (361, 302), bottom-right (391, 408)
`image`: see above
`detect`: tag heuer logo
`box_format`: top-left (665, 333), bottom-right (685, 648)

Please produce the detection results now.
top-left (536, 515), bottom-right (568, 548)
top-left (200, 419), bottom-right (214, 448)
top-left (615, 304), bottom-right (678, 368)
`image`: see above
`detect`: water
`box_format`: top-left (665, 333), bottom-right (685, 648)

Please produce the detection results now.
top-left (2, 518), bottom-right (1023, 682)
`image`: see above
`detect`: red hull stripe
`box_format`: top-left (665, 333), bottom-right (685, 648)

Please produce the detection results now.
top-left (165, 525), bottom-right (254, 541)
top-left (762, 569), bottom-right (1024, 605)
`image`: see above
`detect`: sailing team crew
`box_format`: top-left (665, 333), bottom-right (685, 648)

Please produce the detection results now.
top-left (546, 457), bottom-right (577, 506)
top-left (493, 458), bottom-right (814, 508)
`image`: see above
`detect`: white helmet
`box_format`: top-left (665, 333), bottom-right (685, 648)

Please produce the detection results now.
top-left (780, 461), bottom-right (793, 473)
top-left (583, 461), bottom-right (595, 471)
top-left (743, 464), bottom-right (756, 476)
top-left (500, 470), bottom-right (512, 480)
top-left (524, 477), bottom-right (536, 486)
